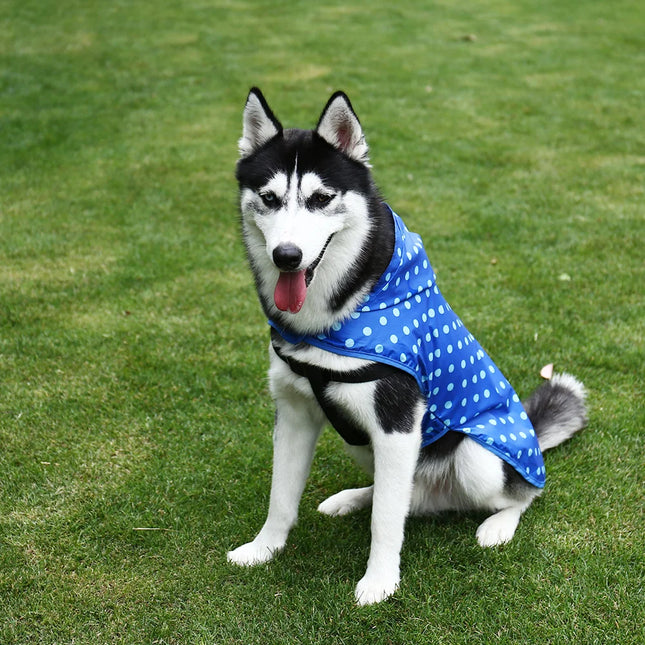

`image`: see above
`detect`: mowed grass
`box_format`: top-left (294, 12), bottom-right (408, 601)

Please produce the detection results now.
top-left (1, 0), bottom-right (643, 642)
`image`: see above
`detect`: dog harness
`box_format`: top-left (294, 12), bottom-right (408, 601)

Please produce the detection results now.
top-left (270, 208), bottom-right (545, 488)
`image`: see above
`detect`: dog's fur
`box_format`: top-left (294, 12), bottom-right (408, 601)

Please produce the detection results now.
top-left (227, 89), bottom-right (588, 605)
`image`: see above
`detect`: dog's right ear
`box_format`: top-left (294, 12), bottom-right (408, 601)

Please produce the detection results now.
top-left (238, 88), bottom-right (283, 158)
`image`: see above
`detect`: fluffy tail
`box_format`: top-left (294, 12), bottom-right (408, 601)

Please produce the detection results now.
top-left (523, 373), bottom-right (588, 452)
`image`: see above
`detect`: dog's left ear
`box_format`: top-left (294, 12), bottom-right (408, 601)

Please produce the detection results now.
top-left (316, 92), bottom-right (370, 166)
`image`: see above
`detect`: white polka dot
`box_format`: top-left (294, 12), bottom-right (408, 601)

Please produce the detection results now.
top-left (445, 401), bottom-right (452, 410)
top-left (379, 316), bottom-right (388, 326)
top-left (447, 383), bottom-right (454, 392)
top-left (510, 433), bottom-right (517, 441)
top-left (390, 334), bottom-right (398, 344)
top-left (363, 326), bottom-right (372, 336)
top-left (350, 311), bottom-right (360, 319)
top-left (434, 368), bottom-right (442, 378)
top-left (403, 325), bottom-right (410, 335)
top-left (448, 363), bottom-right (455, 373)
top-left (428, 308), bottom-right (435, 318)
top-left (375, 344), bottom-right (383, 354)
top-left (379, 302), bottom-right (387, 310)
top-left (443, 324), bottom-right (450, 334)
top-left (434, 349), bottom-right (441, 358)
top-left (519, 432), bottom-right (527, 439)
top-left (484, 389), bottom-right (490, 398)
top-left (404, 301), bottom-right (411, 310)
top-left (489, 418), bottom-right (497, 426)
top-left (500, 434), bottom-right (507, 443)
top-left (393, 308), bottom-right (400, 317)
top-left (473, 393), bottom-right (480, 403)
top-left (447, 344), bottom-right (453, 354)
top-left (425, 332), bottom-right (431, 342)
top-left (460, 416), bottom-right (467, 424)
top-left (520, 412), bottom-right (528, 420)
top-left (400, 353), bottom-right (407, 362)
top-left (332, 321), bottom-right (342, 331)
top-left (345, 338), bottom-right (355, 348)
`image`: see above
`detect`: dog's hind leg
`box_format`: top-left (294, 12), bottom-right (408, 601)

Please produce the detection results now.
top-left (318, 485), bottom-right (373, 516)
top-left (475, 499), bottom-right (534, 547)
top-left (318, 444), bottom-right (374, 516)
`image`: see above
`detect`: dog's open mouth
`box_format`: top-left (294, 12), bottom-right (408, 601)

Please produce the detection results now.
top-left (273, 236), bottom-right (333, 314)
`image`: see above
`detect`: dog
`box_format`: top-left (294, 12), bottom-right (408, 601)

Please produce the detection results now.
top-left (227, 88), bottom-right (588, 605)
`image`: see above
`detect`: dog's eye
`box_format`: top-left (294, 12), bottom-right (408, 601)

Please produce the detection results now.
top-left (259, 191), bottom-right (279, 207)
top-left (309, 192), bottom-right (334, 208)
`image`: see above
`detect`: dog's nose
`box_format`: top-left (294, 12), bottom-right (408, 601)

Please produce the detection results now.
top-left (273, 243), bottom-right (303, 271)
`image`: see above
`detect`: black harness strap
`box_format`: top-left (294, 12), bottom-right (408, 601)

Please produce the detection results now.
top-left (272, 343), bottom-right (394, 446)
top-left (272, 344), bottom-right (392, 383)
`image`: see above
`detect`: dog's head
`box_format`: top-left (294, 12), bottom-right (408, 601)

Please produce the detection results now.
top-left (236, 89), bottom-right (381, 331)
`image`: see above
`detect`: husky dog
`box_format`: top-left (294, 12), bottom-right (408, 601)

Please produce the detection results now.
top-left (228, 88), bottom-right (587, 605)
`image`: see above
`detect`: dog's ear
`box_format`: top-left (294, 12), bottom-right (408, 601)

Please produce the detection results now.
top-left (316, 92), bottom-right (370, 166)
top-left (238, 88), bottom-right (283, 158)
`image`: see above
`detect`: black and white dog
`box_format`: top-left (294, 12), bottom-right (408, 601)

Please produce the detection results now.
top-left (228, 88), bottom-right (587, 605)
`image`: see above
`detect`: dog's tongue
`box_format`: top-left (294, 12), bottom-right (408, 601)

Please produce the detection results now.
top-left (274, 270), bottom-right (307, 313)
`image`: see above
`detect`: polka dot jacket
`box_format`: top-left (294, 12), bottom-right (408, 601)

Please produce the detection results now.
top-left (270, 207), bottom-right (545, 488)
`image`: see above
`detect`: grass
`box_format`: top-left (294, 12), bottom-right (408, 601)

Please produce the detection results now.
top-left (1, 0), bottom-right (643, 642)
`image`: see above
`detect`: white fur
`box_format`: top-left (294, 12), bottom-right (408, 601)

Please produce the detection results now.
top-left (240, 178), bottom-right (374, 334)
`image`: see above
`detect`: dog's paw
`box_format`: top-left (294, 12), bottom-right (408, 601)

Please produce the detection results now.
top-left (475, 509), bottom-right (520, 547)
top-left (227, 540), bottom-right (280, 566)
top-left (318, 487), bottom-right (373, 517)
top-left (354, 572), bottom-right (399, 606)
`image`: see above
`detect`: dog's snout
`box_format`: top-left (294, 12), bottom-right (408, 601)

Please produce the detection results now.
top-left (272, 243), bottom-right (303, 271)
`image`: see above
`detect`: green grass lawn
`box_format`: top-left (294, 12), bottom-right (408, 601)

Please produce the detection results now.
top-left (1, 0), bottom-right (643, 642)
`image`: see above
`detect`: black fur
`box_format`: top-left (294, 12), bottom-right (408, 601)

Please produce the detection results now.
top-left (374, 371), bottom-right (424, 434)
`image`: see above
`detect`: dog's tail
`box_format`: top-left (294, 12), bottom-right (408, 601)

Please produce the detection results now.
top-left (523, 373), bottom-right (588, 452)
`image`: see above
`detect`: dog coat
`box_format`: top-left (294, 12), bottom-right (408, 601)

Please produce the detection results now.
top-left (270, 207), bottom-right (546, 488)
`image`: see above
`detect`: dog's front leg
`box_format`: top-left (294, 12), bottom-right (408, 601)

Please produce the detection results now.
top-left (228, 386), bottom-right (324, 566)
top-left (355, 429), bottom-right (420, 606)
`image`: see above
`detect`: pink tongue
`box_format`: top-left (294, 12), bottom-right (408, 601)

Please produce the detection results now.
top-left (274, 270), bottom-right (307, 313)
